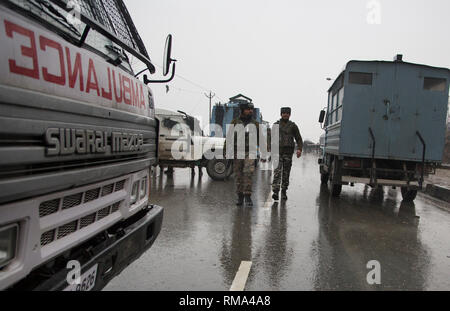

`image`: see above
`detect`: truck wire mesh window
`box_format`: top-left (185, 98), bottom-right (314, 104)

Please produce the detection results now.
top-left (423, 77), bottom-right (446, 91)
top-left (349, 72), bottom-right (373, 85)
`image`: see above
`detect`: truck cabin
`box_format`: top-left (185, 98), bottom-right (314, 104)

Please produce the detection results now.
top-left (0, 0), bottom-right (168, 290)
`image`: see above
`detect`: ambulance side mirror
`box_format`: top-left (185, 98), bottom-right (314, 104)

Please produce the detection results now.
top-left (163, 34), bottom-right (173, 76)
top-left (144, 34), bottom-right (176, 84)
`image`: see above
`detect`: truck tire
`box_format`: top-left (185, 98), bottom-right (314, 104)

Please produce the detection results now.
top-left (206, 159), bottom-right (233, 181)
top-left (401, 187), bottom-right (417, 202)
top-left (329, 159), bottom-right (342, 197)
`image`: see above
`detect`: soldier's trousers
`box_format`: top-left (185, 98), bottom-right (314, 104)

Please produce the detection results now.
top-left (234, 158), bottom-right (255, 195)
top-left (272, 153), bottom-right (293, 193)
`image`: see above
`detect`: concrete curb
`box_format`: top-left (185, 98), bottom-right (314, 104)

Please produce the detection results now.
top-left (423, 184), bottom-right (450, 203)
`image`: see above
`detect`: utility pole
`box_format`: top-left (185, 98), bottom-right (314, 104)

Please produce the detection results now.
top-left (204, 91), bottom-right (215, 124)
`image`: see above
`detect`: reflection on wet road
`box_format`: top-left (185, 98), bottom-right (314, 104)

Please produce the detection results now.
top-left (105, 155), bottom-right (450, 290)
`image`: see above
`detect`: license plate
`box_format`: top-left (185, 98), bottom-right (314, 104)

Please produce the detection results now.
top-left (64, 264), bottom-right (98, 291)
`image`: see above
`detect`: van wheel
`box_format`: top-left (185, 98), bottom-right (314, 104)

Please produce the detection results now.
top-left (206, 159), bottom-right (233, 181)
top-left (401, 187), bottom-right (417, 202)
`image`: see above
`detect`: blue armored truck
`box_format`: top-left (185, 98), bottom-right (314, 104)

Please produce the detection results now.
top-left (318, 56), bottom-right (450, 201)
top-left (210, 94), bottom-right (263, 138)
top-left (207, 94), bottom-right (265, 180)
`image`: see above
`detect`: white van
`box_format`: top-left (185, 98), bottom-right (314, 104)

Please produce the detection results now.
top-left (155, 109), bottom-right (233, 180)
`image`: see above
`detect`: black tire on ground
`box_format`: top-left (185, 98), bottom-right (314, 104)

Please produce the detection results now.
top-left (401, 187), bottom-right (417, 202)
top-left (206, 159), bottom-right (233, 181)
top-left (328, 159), bottom-right (342, 197)
top-left (320, 173), bottom-right (329, 185)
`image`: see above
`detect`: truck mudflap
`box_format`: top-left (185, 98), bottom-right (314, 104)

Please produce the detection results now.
top-left (21, 205), bottom-right (163, 291)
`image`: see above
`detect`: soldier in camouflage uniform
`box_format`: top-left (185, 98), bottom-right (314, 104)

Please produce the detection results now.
top-left (272, 107), bottom-right (303, 201)
top-left (224, 102), bottom-right (260, 206)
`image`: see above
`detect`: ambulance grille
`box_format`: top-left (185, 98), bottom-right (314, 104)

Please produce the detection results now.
top-left (111, 202), bottom-right (120, 213)
top-left (80, 213), bottom-right (96, 229)
top-left (84, 188), bottom-right (100, 203)
top-left (114, 180), bottom-right (126, 191)
top-left (57, 221), bottom-right (78, 239)
top-left (39, 199), bottom-right (60, 218)
top-left (40, 201), bottom-right (123, 246)
top-left (97, 206), bottom-right (111, 220)
top-left (40, 230), bottom-right (56, 246)
top-left (101, 184), bottom-right (114, 196)
top-left (62, 193), bottom-right (83, 210)
top-left (38, 180), bottom-right (127, 218)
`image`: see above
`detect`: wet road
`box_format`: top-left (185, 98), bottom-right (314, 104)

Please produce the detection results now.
top-left (105, 154), bottom-right (450, 290)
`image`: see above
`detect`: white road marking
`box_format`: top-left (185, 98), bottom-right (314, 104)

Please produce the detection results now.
top-left (230, 261), bottom-right (252, 291)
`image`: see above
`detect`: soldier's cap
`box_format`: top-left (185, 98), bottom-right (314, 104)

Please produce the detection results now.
top-left (281, 107), bottom-right (291, 115)
top-left (239, 102), bottom-right (254, 111)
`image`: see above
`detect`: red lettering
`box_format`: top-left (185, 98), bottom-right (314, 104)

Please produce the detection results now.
top-left (40, 36), bottom-right (65, 85)
top-left (131, 80), bottom-right (140, 107)
top-left (139, 84), bottom-right (145, 107)
top-left (101, 67), bottom-right (112, 100)
top-left (86, 58), bottom-right (100, 96)
top-left (112, 70), bottom-right (123, 103)
top-left (66, 47), bottom-right (84, 91)
top-left (5, 20), bottom-right (39, 79)
top-left (122, 76), bottom-right (132, 105)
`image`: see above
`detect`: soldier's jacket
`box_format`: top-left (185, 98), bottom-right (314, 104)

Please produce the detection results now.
top-left (224, 116), bottom-right (260, 158)
top-left (273, 119), bottom-right (303, 154)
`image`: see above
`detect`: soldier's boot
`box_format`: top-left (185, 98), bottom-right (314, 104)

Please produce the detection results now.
top-left (281, 190), bottom-right (288, 200)
top-left (272, 191), bottom-right (279, 201)
top-left (244, 195), bottom-right (253, 207)
top-left (236, 193), bottom-right (244, 206)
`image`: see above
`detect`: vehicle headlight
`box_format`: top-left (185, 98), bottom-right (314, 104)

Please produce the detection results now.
top-left (140, 177), bottom-right (147, 199)
top-left (0, 224), bottom-right (18, 269)
top-left (130, 181), bottom-right (139, 205)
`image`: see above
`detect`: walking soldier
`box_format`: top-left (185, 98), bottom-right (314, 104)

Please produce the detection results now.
top-left (224, 102), bottom-right (260, 206)
top-left (272, 107), bottom-right (303, 201)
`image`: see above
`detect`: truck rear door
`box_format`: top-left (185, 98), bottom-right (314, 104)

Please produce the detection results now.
top-left (387, 63), bottom-right (421, 160)
top-left (363, 63), bottom-right (395, 159)
top-left (388, 63), bottom-right (449, 162)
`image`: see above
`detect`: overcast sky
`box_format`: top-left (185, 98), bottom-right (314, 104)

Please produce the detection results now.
top-left (126, 0), bottom-right (450, 142)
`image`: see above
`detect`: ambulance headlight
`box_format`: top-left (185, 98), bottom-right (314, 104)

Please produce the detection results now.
top-left (0, 224), bottom-right (18, 269)
top-left (140, 177), bottom-right (148, 199)
top-left (130, 181), bottom-right (139, 205)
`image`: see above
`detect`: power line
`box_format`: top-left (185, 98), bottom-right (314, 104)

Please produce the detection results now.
top-left (138, 63), bottom-right (225, 102)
